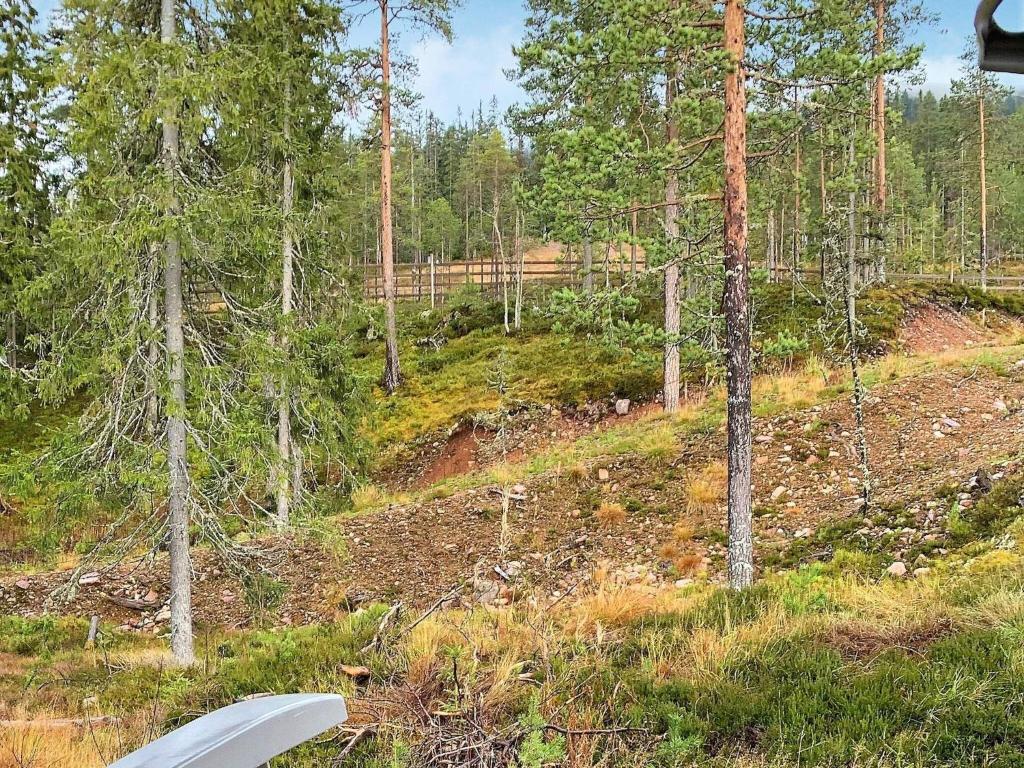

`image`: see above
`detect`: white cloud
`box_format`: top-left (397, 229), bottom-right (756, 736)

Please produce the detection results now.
top-left (407, 25), bottom-right (525, 123)
top-left (919, 53), bottom-right (963, 94)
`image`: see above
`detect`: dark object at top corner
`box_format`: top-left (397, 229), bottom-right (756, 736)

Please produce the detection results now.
top-left (977, 0), bottom-right (1024, 74)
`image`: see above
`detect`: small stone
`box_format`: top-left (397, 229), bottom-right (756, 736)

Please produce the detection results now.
top-left (913, 567), bottom-right (931, 578)
top-left (886, 561), bottom-right (908, 578)
top-left (512, 483), bottom-right (527, 495)
top-left (597, 468), bottom-right (610, 482)
top-left (78, 572), bottom-right (101, 586)
top-left (15, 578), bottom-right (30, 590)
top-left (674, 578), bottom-right (693, 589)
top-left (615, 399), bottom-right (631, 416)
top-left (770, 485), bottom-right (788, 502)
top-left (994, 399), bottom-right (1009, 413)
top-left (154, 605), bottom-right (171, 622)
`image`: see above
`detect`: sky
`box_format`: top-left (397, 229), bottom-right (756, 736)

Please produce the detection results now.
top-left (33, 0), bottom-right (1024, 122)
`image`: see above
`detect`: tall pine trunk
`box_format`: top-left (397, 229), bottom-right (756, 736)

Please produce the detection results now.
top-left (276, 76), bottom-right (294, 527)
top-left (846, 132), bottom-right (871, 508)
top-left (723, 0), bottom-right (753, 591)
top-left (663, 54), bottom-right (681, 414)
top-left (979, 89), bottom-right (988, 293)
top-left (161, 0), bottom-right (194, 666)
top-left (514, 208), bottom-right (524, 330)
top-left (145, 246), bottom-right (160, 435)
top-left (582, 238), bottom-right (594, 293)
top-left (874, 0), bottom-right (887, 283)
top-left (380, 0), bottom-right (401, 392)
top-left (792, 119), bottom-right (801, 284)
top-left (630, 208), bottom-right (639, 273)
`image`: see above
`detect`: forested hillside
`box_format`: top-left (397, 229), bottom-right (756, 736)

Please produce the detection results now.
top-left (3, 0), bottom-right (1024, 766)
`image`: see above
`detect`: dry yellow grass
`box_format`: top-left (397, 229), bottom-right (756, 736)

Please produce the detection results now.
top-left (350, 483), bottom-right (388, 512)
top-left (752, 365), bottom-right (829, 410)
top-left (685, 461), bottom-right (726, 513)
top-left (566, 586), bottom-right (658, 635)
top-left (673, 522), bottom-right (694, 542)
top-left (0, 707), bottom-right (146, 768)
top-left (102, 647), bottom-right (179, 672)
top-left (659, 602), bottom-right (793, 684)
top-left (595, 501), bottom-right (626, 527)
top-left (568, 461), bottom-right (589, 480)
top-left (673, 552), bottom-right (705, 577)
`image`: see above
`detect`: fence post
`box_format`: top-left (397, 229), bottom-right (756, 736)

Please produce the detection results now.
top-left (429, 253), bottom-right (436, 309)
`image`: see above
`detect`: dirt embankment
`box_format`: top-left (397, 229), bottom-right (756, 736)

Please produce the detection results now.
top-left (6, 359), bottom-right (1024, 626)
top-left (4, 306), bottom-right (1023, 628)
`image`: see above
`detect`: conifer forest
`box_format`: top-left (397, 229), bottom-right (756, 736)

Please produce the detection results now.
top-left (4, 0), bottom-right (1024, 765)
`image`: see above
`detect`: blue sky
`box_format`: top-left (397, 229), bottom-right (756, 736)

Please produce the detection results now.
top-left (34, 0), bottom-right (1022, 121)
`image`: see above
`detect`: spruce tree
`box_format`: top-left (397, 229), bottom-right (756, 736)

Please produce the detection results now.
top-left (0, 0), bottom-right (51, 380)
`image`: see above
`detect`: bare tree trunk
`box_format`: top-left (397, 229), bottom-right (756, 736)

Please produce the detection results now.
top-left (582, 238), bottom-right (594, 293)
top-left (960, 147), bottom-right (967, 271)
top-left (514, 209), bottom-right (524, 330)
top-left (380, 0), bottom-right (401, 392)
top-left (630, 207), bottom-right (639, 273)
top-left (145, 248), bottom-right (160, 435)
top-left (846, 132), bottom-right (871, 509)
top-left (429, 253), bottom-right (436, 309)
top-left (663, 43), bottom-right (681, 414)
top-left (411, 137), bottom-right (419, 300)
top-left (161, 0), bottom-right (194, 666)
top-left (5, 314), bottom-right (15, 369)
top-left (979, 89), bottom-right (988, 292)
top-left (85, 615), bottom-right (99, 649)
top-left (724, 0), bottom-right (753, 591)
top-left (874, 0), bottom-right (887, 283)
top-left (793, 92), bottom-right (802, 284)
top-left (767, 209), bottom-right (776, 281)
top-left (819, 128), bottom-right (828, 281)
top-left (276, 76), bottom-right (294, 528)
top-left (464, 186), bottom-right (470, 262)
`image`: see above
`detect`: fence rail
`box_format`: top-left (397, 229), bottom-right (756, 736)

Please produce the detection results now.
top-left (359, 254), bottom-right (648, 303)
top-left (361, 256), bottom-right (1024, 304)
top-left (766, 265), bottom-right (1024, 293)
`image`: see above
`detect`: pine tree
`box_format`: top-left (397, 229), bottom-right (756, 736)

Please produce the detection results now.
top-left (370, 0), bottom-right (455, 394)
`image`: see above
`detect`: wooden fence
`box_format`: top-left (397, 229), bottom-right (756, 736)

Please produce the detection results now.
top-left (767, 265), bottom-right (1024, 293)
top-left (360, 253), bottom-right (648, 303)
top-left (363, 255), bottom-right (1024, 304)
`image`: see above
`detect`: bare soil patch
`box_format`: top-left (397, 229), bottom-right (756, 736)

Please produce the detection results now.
top-left (379, 401), bottom-right (660, 491)
top-left (899, 303), bottom-right (991, 354)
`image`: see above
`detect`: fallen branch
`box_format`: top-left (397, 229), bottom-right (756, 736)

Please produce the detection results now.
top-left (332, 725), bottom-right (377, 764)
top-left (103, 594), bottom-right (158, 611)
top-left (397, 582), bottom-right (464, 641)
top-left (360, 602), bottom-right (402, 654)
top-left (542, 723), bottom-right (649, 737)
